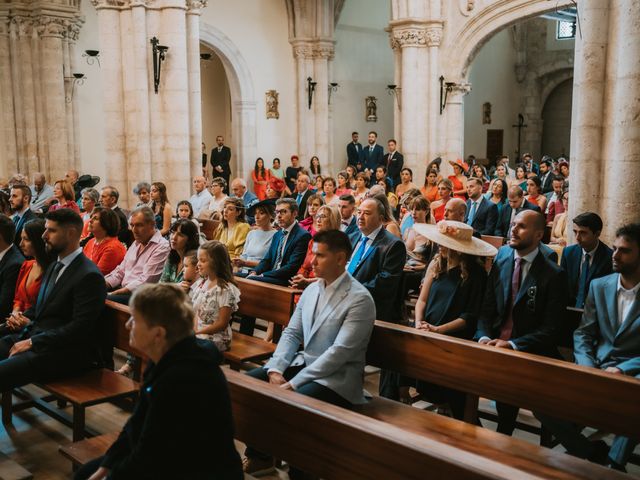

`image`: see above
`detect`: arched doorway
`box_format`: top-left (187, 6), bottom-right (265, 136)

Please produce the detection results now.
top-left (541, 78), bottom-right (573, 158)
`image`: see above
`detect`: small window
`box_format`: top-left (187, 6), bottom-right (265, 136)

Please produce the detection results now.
top-left (556, 20), bottom-right (576, 40)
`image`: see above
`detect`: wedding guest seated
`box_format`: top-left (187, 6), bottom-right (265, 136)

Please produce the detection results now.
top-left (105, 207), bottom-right (170, 305)
top-left (395, 167), bottom-right (418, 198)
top-left (322, 177), bottom-right (340, 207)
top-left (421, 168), bottom-right (441, 203)
top-left (298, 193), bottom-right (324, 235)
top-left (352, 172), bottom-right (369, 206)
top-left (188, 175), bottom-right (212, 218)
top-left (483, 178), bottom-right (508, 221)
top-left (494, 185), bottom-right (541, 239)
top-left (0, 215), bottom-right (25, 320)
top-left (190, 241), bottom-right (240, 353)
top-left (538, 223), bottom-right (640, 472)
top-left (160, 219), bottom-right (201, 284)
top-left (175, 200), bottom-right (201, 233)
top-left (83, 207), bottom-right (127, 276)
top-left (369, 189), bottom-right (402, 238)
top-left (132, 181), bottom-right (152, 209)
top-left (233, 201), bottom-right (276, 276)
top-left (265, 177), bottom-right (286, 200)
top-left (230, 178), bottom-right (258, 223)
top-left (550, 190), bottom-right (570, 246)
top-left (546, 176), bottom-right (566, 224)
top-left (29, 172), bottom-right (55, 213)
top-left (448, 159), bottom-right (468, 200)
top-left (525, 175), bottom-right (547, 212)
top-left (465, 177), bottom-right (498, 236)
top-left (403, 196), bottom-right (432, 273)
top-left (430, 179), bottom-right (453, 223)
top-left (471, 164), bottom-right (490, 192)
top-left (203, 177), bottom-right (228, 219)
top-left (373, 177), bottom-right (399, 212)
top-left (79, 188), bottom-right (100, 242)
top-left (150, 182), bottom-right (173, 237)
top-left (335, 171), bottom-right (352, 196)
top-left (101, 185), bottom-right (133, 245)
top-left (242, 230), bottom-right (375, 477)
top-left (475, 210), bottom-right (567, 435)
top-left (74, 283), bottom-right (243, 480)
top-left (213, 197), bottom-right (251, 260)
top-left (49, 179), bottom-right (80, 214)
top-left (561, 212), bottom-right (613, 309)
top-left (398, 188), bottom-right (423, 236)
top-left (338, 194), bottom-right (359, 242)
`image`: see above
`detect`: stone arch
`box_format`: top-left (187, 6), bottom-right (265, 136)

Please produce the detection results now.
top-left (199, 23), bottom-right (257, 178)
top-left (539, 68), bottom-right (574, 109)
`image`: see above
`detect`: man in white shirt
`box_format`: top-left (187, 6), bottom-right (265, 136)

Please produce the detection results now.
top-left (30, 172), bottom-right (55, 213)
top-left (188, 176), bottom-right (212, 218)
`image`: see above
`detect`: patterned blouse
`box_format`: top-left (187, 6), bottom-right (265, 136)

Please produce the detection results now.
top-left (189, 278), bottom-right (240, 352)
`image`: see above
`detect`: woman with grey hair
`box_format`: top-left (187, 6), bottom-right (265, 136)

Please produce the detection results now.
top-left (132, 181), bottom-right (153, 209)
top-left (80, 187), bottom-right (100, 241)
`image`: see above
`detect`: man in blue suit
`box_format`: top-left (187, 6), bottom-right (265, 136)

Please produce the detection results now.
top-left (476, 210), bottom-right (567, 435)
top-left (338, 194), bottom-right (359, 243)
top-left (465, 178), bottom-right (498, 236)
top-left (561, 212), bottom-right (613, 309)
top-left (230, 178), bottom-right (258, 223)
top-left (348, 197), bottom-right (406, 399)
top-left (494, 186), bottom-right (541, 238)
top-left (538, 223), bottom-right (640, 471)
top-left (362, 131), bottom-right (384, 177)
top-left (9, 185), bottom-right (36, 253)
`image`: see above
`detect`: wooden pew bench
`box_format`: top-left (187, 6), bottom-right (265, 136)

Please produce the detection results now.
top-left (1, 300), bottom-right (141, 441)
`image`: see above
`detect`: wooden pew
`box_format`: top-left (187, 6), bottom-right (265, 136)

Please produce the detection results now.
top-left (2, 301), bottom-right (140, 441)
top-left (367, 321), bottom-right (640, 439)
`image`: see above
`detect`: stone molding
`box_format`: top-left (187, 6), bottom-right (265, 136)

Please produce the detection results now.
top-left (186, 0), bottom-right (207, 12)
top-left (388, 20), bottom-right (444, 49)
top-left (0, 16), bottom-right (9, 36)
top-left (291, 41), bottom-right (335, 60)
top-left (37, 16), bottom-right (68, 38)
top-left (10, 15), bottom-right (33, 36)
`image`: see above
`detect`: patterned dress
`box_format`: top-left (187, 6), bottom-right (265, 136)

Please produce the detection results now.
top-left (189, 279), bottom-right (240, 352)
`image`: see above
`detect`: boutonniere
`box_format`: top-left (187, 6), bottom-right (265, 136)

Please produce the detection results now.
top-left (526, 285), bottom-right (537, 311)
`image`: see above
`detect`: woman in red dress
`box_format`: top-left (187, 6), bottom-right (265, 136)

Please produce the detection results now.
top-left (251, 157), bottom-right (271, 201)
top-left (447, 159), bottom-right (468, 200)
top-left (12, 219), bottom-right (53, 314)
top-left (82, 207), bottom-right (127, 275)
top-left (430, 179), bottom-right (453, 223)
top-left (48, 179), bottom-right (80, 214)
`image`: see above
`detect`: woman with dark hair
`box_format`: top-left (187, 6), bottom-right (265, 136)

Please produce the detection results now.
top-left (421, 169), bottom-right (441, 203)
top-left (83, 207), bottom-right (127, 275)
top-left (150, 181), bottom-right (172, 236)
top-left (213, 197), bottom-right (250, 259)
top-left (160, 219), bottom-right (201, 284)
top-left (205, 177), bottom-right (228, 219)
top-left (233, 202), bottom-right (276, 274)
top-left (352, 172), bottom-right (369, 206)
top-left (471, 164), bottom-right (490, 193)
top-left (345, 165), bottom-right (358, 190)
top-left (395, 167), bottom-right (418, 198)
top-left (322, 177), bottom-right (340, 207)
top-left (484, 178), bottom-right (508, 220)
top-left (525, 175), bottom-right (547, 211)
top-left (10, 219), bottom-right (54, 315)
top-left (448, 159), bottom-right (468, 200)
top-left (298, 193), bottom-right (324, 234)
top-left (49, 179), bottom-right (80, 213)
top-left (251, 157), bottom-right (270, 201)
top-left (285, 155), bottom-right (302, 194)
top-left (270, 158), bottom-right (284, 180)
top-left (336, 171), bottom-right (351, 196)
top-left (513, 164), bottom-right (528, 192)
top-left (309, 156), bottom-right (322, 182)
top-left (175, 200), bottom-right (201, 233)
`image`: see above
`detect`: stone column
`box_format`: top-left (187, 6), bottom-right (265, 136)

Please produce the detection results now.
top-left (442, 83), bottom-right (471, 170)
top-left (232, 100), bottom-right (257, 179)
top-left (600, 0), bottom-right (640, 243)
top-left (568, 0), bottom-right (610, 228)
top-left (312, 41), bottom-right (334, 173)
top-left (0, 15), bottom-right (17, 178)
top-left (521, 76), bottom-right (542, 160)
top-left (292, 41), bottom-right (315, 162)
top-left (425, 22), bottom-right (443, 179)
top-left (186, 0), bottom-right (205, 180)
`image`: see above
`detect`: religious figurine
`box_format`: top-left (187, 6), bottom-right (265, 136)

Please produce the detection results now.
top-left (266, 90), bottom-right (279, 119)
top-left (483, 102), bottom-right (492, 124)
top-left (366, 96), bottom-right (377, 122)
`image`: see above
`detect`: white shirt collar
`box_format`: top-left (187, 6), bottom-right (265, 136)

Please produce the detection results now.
top-left (617, 275), bottom-right (640, 296)
top-left (514, 246), bottom-right (539, 264)
top-left (470, 195), bottom-right (483, 205)
top-left (583, 241), bottom-right (599, 258)
top-left (319, 270), bottom-right (348, 294)
top-left (362, 224), bottom-right (383, 242)
top-left (58, 247), bottom-right (83, 267)
top-left (0, 244), bottom-right (12, 262)
top-left (282, 220), bottom-right (297, 236)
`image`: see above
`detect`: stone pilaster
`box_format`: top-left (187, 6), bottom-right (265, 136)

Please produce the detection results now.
top-left (186, 0), bottom-right (206, 180)
top-left (0, 14), bottom-right (17, 178)
top-left (442, 83), bottom-right (471, 170)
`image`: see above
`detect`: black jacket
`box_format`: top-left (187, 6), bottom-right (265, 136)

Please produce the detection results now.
top-left (561, 242), bottom-right (613, 308)
top-left (494, 200), bottom-right (541, 238)
top-left (210, 145), bottom-right (232, 179)
top-left (13, 209), bottom-right (37, 251)
top-left (385, 151), bottom-right (404, 188)
top-left (102, 337), bottom-right (243, 479)
top-left (465, 197), bottom-right (498, 236)
top-left (0, 244), bottom-right (25, 319)
top-left (347, 141), bottom-right (363, 169)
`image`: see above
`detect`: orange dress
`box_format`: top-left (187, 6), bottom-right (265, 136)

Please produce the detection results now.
top-left (433, 201), bottom-right (447, 223)
top-left (252, 169), bottom-right (271, 201)
top-left (13, 260), bottom-right (43, 312)
top-left (448, 175), bottom-right (467, 200)
top-left (420, 185), bottom-right (440, 203)
top-left (297, 239), bottom-right (316, 279)
top-left (83, 236), bottom-right (127, 275)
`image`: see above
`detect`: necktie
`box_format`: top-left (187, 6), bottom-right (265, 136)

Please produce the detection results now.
top-left (467, 201), bottom-right (478, 225)
top-left (274, 230), bottom-right (289, 269)
top-left (296, 193), bottom-right (302, 206)
top-left (499, 257), bottom-right (524, 340)
top-left (347, 236), bottom-right (369, 275)
top-left (575, 253), bottom-right (591, 308)
top-left (36, 261), bottom-right (64, 315)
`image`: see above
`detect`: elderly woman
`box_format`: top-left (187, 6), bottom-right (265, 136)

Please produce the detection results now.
top-left (49, 179), bottom-right (80, 213)
top-left (80, 187), bottom-right (100, 241)
top-left (212, 197), bottom-right (251, 259)
top-left (74, 284), bottom-right (243, 480)
top-left (83, 207), bottom-right (127, 276)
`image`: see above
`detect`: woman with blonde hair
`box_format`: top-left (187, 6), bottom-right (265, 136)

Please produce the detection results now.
top-left (213, 197), bottom-right (251, 260)
top-left (49, 179), bottom-right (80, 213)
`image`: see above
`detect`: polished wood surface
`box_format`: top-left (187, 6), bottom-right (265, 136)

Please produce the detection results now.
top-left (235, 277), bottom-right (301, 326)
top-left (367, 321), bottom-right (640, 438)
top-left (58, 432), bottom-right (118, 466)
top-left (223, 334), bottom-right (276, 364)
top-left (198, 219), bottom-right (220, 240)
top-left (43, 371), bottom-right (138, 407)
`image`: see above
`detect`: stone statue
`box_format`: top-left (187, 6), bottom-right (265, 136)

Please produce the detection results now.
top-left (366, 96), bottom-right (377, 122)
top-left (266, 90), bottom-right (279, 119)
top-left (483, 102), bottom-right (492, 124)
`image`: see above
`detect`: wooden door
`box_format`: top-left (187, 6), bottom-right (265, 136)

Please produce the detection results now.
top-left (486, 129), bottom-right (504, 164)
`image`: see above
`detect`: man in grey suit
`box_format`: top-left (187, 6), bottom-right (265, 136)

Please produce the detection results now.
top-left (243, 230), bottom-right (376, 477)
top-left (537, 223), bottom-right (640, 471)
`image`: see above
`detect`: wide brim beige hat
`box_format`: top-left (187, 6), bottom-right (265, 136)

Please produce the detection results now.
top-left (413, 220), bottom-right (498, 257)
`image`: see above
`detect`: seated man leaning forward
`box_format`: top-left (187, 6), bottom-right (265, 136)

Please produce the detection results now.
top-left (243, 230), bottom-right (376, 477)
top-left (74, 284), bottom-right (243, 480)
top-left (0, 209), bottom-right (107, 392)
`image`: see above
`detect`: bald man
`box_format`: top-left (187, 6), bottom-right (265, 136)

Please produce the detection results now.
top-left (475, 210), bottom-right (567, 436)
top-left (189, 176), bottom-right (213, 218)
top-left (494, 186), bottom-right (540, 238)
top-left (444, 198), bottom-right (467, 222)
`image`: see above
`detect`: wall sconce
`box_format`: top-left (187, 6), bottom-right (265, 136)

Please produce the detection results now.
top-left (307, 77), bottom-right (316, 109)
top-left (65, 73), bottom-right (85, 103)
top-left (328, 82), bottom-right (339, 104)
top-left (82, 50), bottom-right (100, 67)
top-left (439, 76), bottom-right (457, 114)
top-left (150, 37), bottom-right (169, 94)
top-left (200, 53), bottom-right (212, 61)
top-left (386, 84), bottom-right (402, 110)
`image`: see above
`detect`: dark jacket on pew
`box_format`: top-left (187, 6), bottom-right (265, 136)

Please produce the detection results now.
top-left (101, 336), bottom-right (243, 479)
top-left (561, 242), bottom-right (613, 308)
top-left (0, 244), bottom-right (25, 319)
top-left (494, 200), bottom-right (540, 238)
top-left (475, 246), bottom-right (568, 356)
top-left (465, 197), bottom-right (498, 237)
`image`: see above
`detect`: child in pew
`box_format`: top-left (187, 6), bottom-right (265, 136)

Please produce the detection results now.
top-left (190, 240), bottom-right (240, 352)
top-left (179, 249), bottom-right (199, 293)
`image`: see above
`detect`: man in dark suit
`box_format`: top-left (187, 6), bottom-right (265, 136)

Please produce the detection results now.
top-left (561, 212), bottom-right (613, 308)
top-left (494, 185), bottom-right (541, 238)
top-left (348, 197), bottom-right (406, 399)
top-left (385, 139), bottom-right (404, 188)
top-left (210, 135), bottom-right (231, 193)
top-left (288, 174), bottom-right (312, 221)
top-left (338, 194), bottom-right (359, 243)
top-left (9, 185), bottom-right (36, 250)
top-left (362, 131), bottom-right (384, 176)
top-left (538, 157), bottom-right (554, 194)
top-left (475, 210), bottom-right (567, 435)
top-left (346, 131), bottom-right (363, 171)
top-left (0, 209), bottom-right (107, 392)
top-left (100, 186), bottom-right (132, 246)
top-left (0, 215), bottom-right (25, 320)
top-left (465, 177), bottom-right (498, 236)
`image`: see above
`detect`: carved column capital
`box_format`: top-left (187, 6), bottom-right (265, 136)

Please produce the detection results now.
top-left (37, 16), bottom-right (68, 38)
top-left (292, 41), bottom-right (314, 59)
top-left (91, 0), bottom-right (127, 9)
top-left (389, 27), bottom-right (428, 48)
top-left (312, 43), bottom-right (335, 60)
top-left (186, 0), bottom-right (207, 14)
top-left (11, 15), bottom-right (34, 36)
top-left (425, 26), bottom-right (443, 47)
top-left (0, 16), bottom-right (10, 36)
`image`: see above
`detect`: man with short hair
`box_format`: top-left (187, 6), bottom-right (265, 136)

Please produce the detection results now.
top-left (288, 174), bottom-right (312, 221)
top-left (545, 176), bottom-right (566, 223)
top-left (101, 186), bottom-right (132, 246)
top-left (0, 215), bottom-right (24, 320)
top-left (521, 153), bottom-right (540, 175)
top-left (494, 186), bottom-right (541, 238)
top-left (189, 176), bottom-right (212, 218)
top-left (465, 178), bottom-right (498, 236)
top-left (0, 209), bottom-right (106, 392)
top-left (230, 178), bottom-right (258, 211)
top-left (444, 198), bottom-right (467, 223)
top-left (538, 158), bottom-right (554, 194)
top-left (362, 131), bottom-right (384, 177)
top-left (338, 194), bottom-right (359, 240)
top-left (346, 131), bottom-right (363, 171)
top-left (385, 139), bottom-right (404, 188)
top-left (9, 185), bottom-right (36, 249)
top-left (30, 172), bottom-right (55, 212)
top-left (561, 213), bottom-right (613, 308)
top-left (538, 223), bottom-right (640, 471)
top-left (210, 136), bottom-right (231, 193)
top-left (476, 210), bottom-right (567, 435)
top-left (105, 207), bottom-right (170, 304)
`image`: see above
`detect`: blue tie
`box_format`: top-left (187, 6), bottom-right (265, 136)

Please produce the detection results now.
top-left (348, 236), bottom-right (368, 274)
top-left (36, 261), bottom-right (64, 316)
top-left (296, 193), bottom-right (302, 206)
top-left (13, 215), bottom-right (19, 225)
top-left (575, 253), bottom-right (590, 308)
top-left (467, 201), bottom-right (478, 225)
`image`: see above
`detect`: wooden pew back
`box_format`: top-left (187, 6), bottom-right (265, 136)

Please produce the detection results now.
top-left (235, 277), bottom-right (300, 326)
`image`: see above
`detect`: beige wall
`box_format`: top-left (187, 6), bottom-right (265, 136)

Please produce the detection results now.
top-left (541, 78), bottom-right (573, 158)
top-left (200, 49), bottom-right (231, 164)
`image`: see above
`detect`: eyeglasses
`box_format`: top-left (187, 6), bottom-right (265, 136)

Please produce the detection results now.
top-left (315, 214), bottom-right (328, 220)
top-left (275, 209), bottom-right (291, 215)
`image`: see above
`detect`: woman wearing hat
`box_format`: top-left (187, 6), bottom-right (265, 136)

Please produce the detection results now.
top-left (411, 220), bottom-right (497, 418)
top-left (448, 159), bottom-right (468, 200)
top-left (266, 177), bottom-right (286, 199)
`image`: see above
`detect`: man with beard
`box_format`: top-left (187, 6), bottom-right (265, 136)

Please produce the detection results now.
top-left (0, 208), bottom-right (106, 391)
top-left (9, 184), bottom-right (36, 250)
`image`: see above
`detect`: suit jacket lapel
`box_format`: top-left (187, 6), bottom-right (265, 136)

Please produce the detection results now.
top-left (353, 229), bottom-right (384, 275)
top-left (303, 285), bottom-right (320, 341)
top-left (589, 243), bottom-right (609, 281)
top-left (515, 253), bottom-right (541, 305)
top-left (39, 255), bottom-right (82, 315)
top-left (605, 274), bottom-right (619, 333)
top-left (283, 225), bottom-right (300, 258)
top-left (497, 250), bottom-right (513, 309)
top-left (308, 277), bottom-right (351, 341)
top-left (616, 282), bottom-right (640, 338)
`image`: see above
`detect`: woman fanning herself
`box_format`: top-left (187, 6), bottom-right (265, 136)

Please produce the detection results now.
top-left (190, 241), bottom-right (240, 353)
